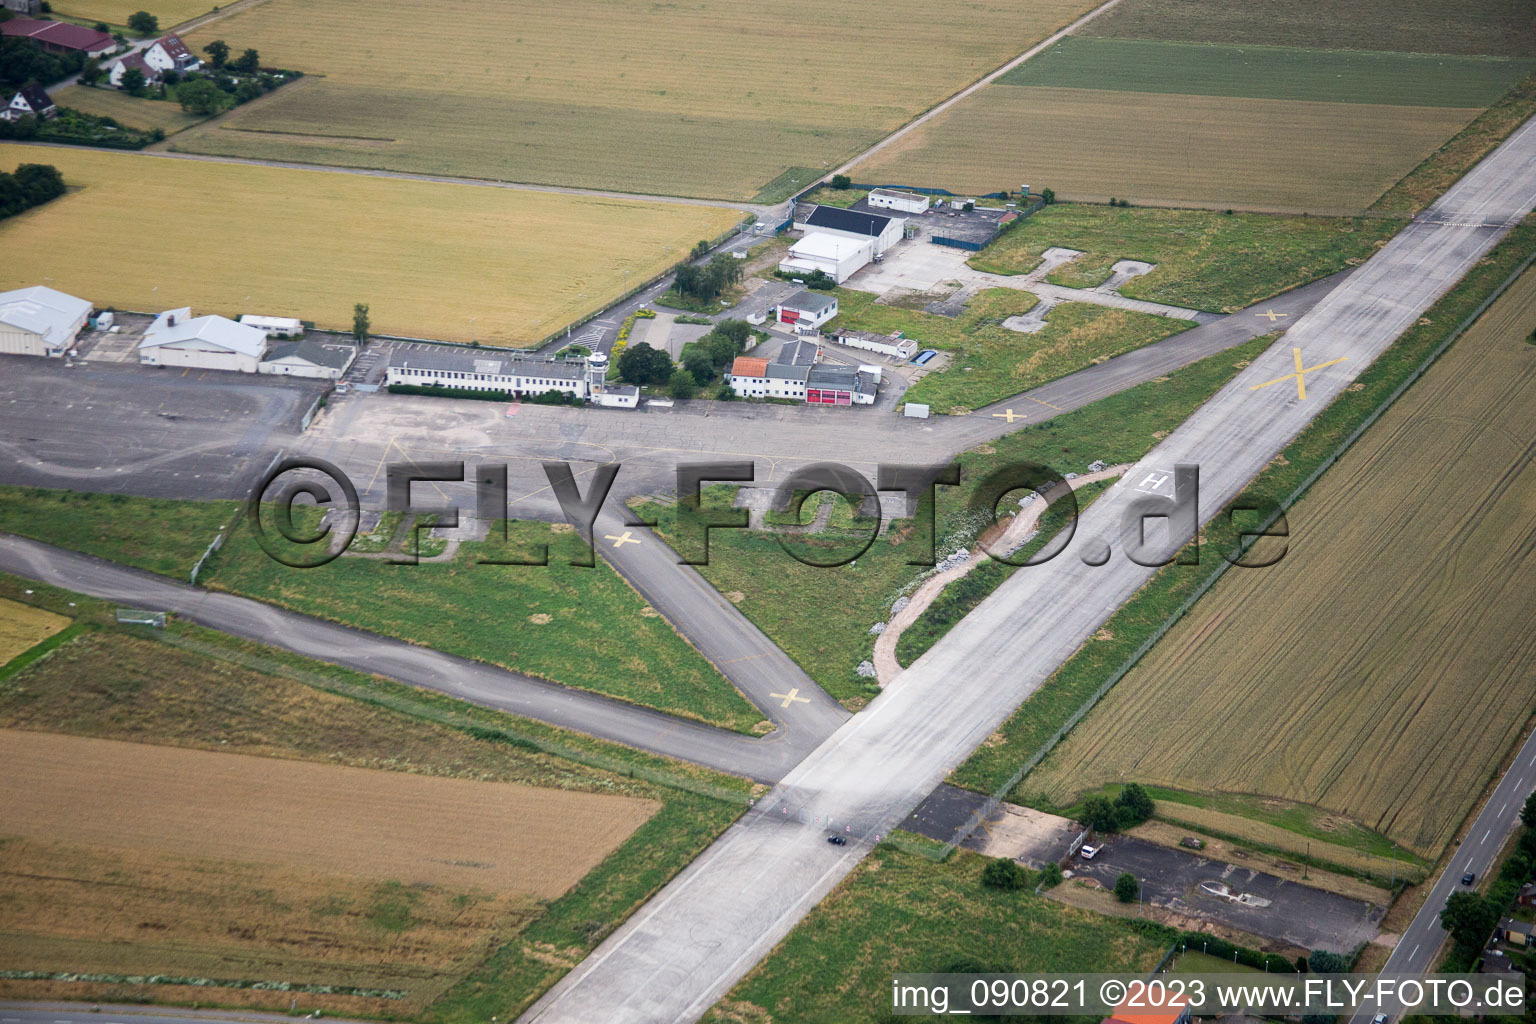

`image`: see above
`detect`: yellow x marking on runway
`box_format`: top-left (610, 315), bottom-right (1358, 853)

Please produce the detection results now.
top-left (1255, 309), bottom-right (1289, 322)
top-left (769, 688), bottom-right (811, 708)
top-left (1250, 347), bottom-right (1347, 401)
top-left (604, 531), bottom-right (641, 547)
top-left (992, 409), bottom-right (1025, 423)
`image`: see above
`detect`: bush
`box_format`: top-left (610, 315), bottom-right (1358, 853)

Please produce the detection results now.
top-left (981, 857), bottom-right (1028, 890)
top-left (1037, 862), bottom-right (1063, 889)
top-left (830, 173), bottom-right (851, 190)
top-left (1114, 872), bottom-right (1139, 903)
top-left (176, 77), bottom-right (233, 115)
top-left (126, 10), bottom-right (157, 34)
top-left (666, 368), bottom-right (697, 400)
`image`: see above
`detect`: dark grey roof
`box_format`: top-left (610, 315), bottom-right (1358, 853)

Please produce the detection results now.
top-left (855, 369), bottom-right (879, 396)
top-left (16, 82), bottom-right (51, 112)
top-left (804, 205), bottom-right (893, 238)
top-left (765, 363), bottom-right (811, 382)
top-left (807, 364), bottom-right (859, 389)
top-left (781, 289), bottom-right (837, 315)
top-left (388, 346), bottom-right (584, 380)
top-left (603, 384), bottom-right (640, 397)
top-left (776, 338), bottom-right (819, 365)
top-left (266, 340), bottom-right (353, 370)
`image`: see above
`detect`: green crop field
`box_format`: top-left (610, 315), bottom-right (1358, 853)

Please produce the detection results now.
top-left (172, 0), bottom-right (1101, 199)
top-left (829, 288), bottom-right (1193, 414)
top-left (853, 86), bottom-right (1479, 214)
top-left (1081, 0), bottom-right (1536, 58)
top-left (970, 205), bottom-right (1403, 312)
top-left (703, 846), bottom-right (1168, 1023)
top-left (1000, 38), bottom-right (1534, 107)
top-left (52, 86), bottom-right (211, 134)
top-left (1026, 267), bottom-right (1536, 859)
top-left (0, 144), bottom-right (741, 346)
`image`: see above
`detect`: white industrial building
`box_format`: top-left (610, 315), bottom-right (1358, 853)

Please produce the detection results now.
top-left (794, 205), bottom-right (906, 256)
top-left (832, 327), bottom-right (918, 360)
top-left (774, 290), bottom-right (839, 331)
top-left (868, 188), bottom-right (930, 214)
top-left (386, 347), bottom-right (638, 407)
top-left (778, 233), bottom-right (872, 284)
top-left (258, 340), bottom-right (356, 380)
top-left (239, 315), bottom-right (305, 338)
top-left (0, 285), bottom-right (91, 357)
top-left (139, 307), bottom-right (269, 372)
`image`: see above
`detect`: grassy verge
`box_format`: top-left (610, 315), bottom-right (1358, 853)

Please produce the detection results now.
top-left (894, 480), bottom-right (1112, 667)
top-left (829, 287), bottom-right (1193, 414)
top-left (199, 516), bottom-right (762, 732)
top-left (1372, 73), bottom-right (1536, 216)
top-left (636, 334), bottom-right (1273, 707)
top-left (0, 573), bottom-right (748, 1020)
top-left (0, 487), bottom-right (237, 577)
top-left (703, 845), bottom-right (1169, 1024)
top-left (952, 217), bottom-right (1536, 833)
top-left (752, 166), bottom-right (821, 205)
top-left (796, 184), bottom-right (868, 208)
top-left (968, 204), bottom-right (1402, 311)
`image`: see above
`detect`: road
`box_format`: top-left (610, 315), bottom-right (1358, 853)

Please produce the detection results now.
top-left (519, 115), bottom-right (1536, 1023)
top-left (1346, 722), bottom-right (1536, 1024)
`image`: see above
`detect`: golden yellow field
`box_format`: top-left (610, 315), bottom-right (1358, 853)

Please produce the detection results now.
top-left (1029, 269), bottom-right (1536, 857)
top-left (0, 598), bottom-right (69, 664)
top-left (853, 87), bottom-right (1480, 214)
top-left (0, 144), bottom-right (742, 344)
top-left (51, 0), bottom-right (216, 28)
top-left (2, 728), bottom-right (659, 896)
top-left (173, 0), bottom-right (1100, 198)
top-left (51, 85), bottom-right (208, 134)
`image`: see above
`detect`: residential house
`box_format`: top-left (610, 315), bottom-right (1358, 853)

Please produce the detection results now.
top-left (1, 81), bottom-right (55, 121)
top-left (0, 18), bottom-right (115, 58)
top-left (141, 32), bottom-right (200, 75)
top-left (108, 51), bottom-right (159, 87)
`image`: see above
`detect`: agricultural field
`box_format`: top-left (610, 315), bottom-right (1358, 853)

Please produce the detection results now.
top-left (50, 0), bottom-right (216, 29)
top-left (1025, 267), bottom-right (1536, 859)
top-left (51, 85), bottom-right (211, 135)
top-left (831, 288), bottom-right (1194, 414)
top-left (0, 598), bottom-right (70, 665)
top-left (0, 143), bottom-right (742, 346)
top-left (970, 205), bottom-right (1402, 312)
top-left (852, 86), bottom-right (1480, 214)
top-left (202, 516), bottom-right (763, 732)
top-left (171, 0), bottom-right (1101, 199)
top-left (1001, 38), bottom-right (1534, 107)
top-left (702, 845), bottom-right (1169, 1023)
top-left (1080, 0), bottom-right (1536, 58)
top-left (0, 624), bottom-right (746, 1018)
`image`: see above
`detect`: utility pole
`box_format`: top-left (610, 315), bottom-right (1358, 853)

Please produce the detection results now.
top-left (1390, 843), bottom-right (1397, 888)
top-left (1304, 841), bottom-right (1310, 880)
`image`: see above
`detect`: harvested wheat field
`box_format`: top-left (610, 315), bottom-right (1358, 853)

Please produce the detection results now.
top-left (0, 144), bottom-right (742, 345)
top-left (1028, 268), bottom-right (1536, 857)
top-left (0, 729), bottom-right (659, 895)
top-left (0, 598), bottom-right (69, 664)
top-left (173, 0), bottom-right (1100, 198)
top-left (853, 86), bottom-right (1479, 214)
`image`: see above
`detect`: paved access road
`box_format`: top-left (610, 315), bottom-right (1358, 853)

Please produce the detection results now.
top-left (1345, 721), bottom-right (1536, 1024)
top-left (519, 115), bottom-right (1536, 1023)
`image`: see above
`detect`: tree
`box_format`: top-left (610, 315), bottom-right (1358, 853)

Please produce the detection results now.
top-left (617, 342), bottom-right (672, 386)
top-left (1440, 892), bottom-right (1500, 953)
top-left (703, 331), bottom-right (738, 371)
top-left (982, 856), bottom-right (1028, 890)
top-left (351, 302), bottom-right (370, 344)
top-left (682, 349), bottom-right (715, 386)
top-left (830, 173), bottom-right (851, 190)
top-left (175, 76), bottom-right (231, 114)
top-left (78, 61), bottom-right (104, 85)
top-left (1521, 791), bottom-right (1536, 829)
top-left (13, 162), bottom-right (64, 205)
top-left (1307, 950), bottom-right (1349, 974)
top-left (1114, 872), bottom-right (1139, 903)
top-left (1115, 783), bottom-right (1155, 828)
top-left (1040, 187), bottom-right (1055, 205)
top-left (127, 10), bottom-right (158, 34)
top-left (1081, 795), bottom-right (1119, 832)
top-left (1038, 862), bottom-right (1063, 889)
top-left (118, 66), bottom-right (145, 94)
top-left (666, 368), bottom-right (697, 400)
top-left (233, 47), bottom-right (260, 74)
top-left (714, 319), bottom-right (751, 350)
top-left (202, 39), bottom-right (229, 68)
top-left (689, 239), bottom-right (710, 260)
top-left (0, 170), bottom-right (28, 219)
top-left (92, 21), bottom-right (109, 31)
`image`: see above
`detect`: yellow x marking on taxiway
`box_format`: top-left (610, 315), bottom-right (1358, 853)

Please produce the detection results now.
top-left (1255, 309), bottom-right (1289, 322)
top-left (1250, 347), bottom-right (1347, 401)
top-left (604, 531), bottom-right (641, 547)
top-left (769, 688), bottom-right (811, 708)
top-left (992, 409), bottom-right (1025, 423)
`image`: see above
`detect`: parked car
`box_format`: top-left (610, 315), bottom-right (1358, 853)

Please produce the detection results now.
top-left (827, 835), bottom-right (847, 846)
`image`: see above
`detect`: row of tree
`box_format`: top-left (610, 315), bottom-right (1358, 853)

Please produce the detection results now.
top-left (0, 162), bottom-right (65, 221)
top-left (1078, 782), bottom-right (1155, 834)
top-left (673, 254), bottom-right (743, 305)
top-left (0, 35), bottom-right (84, 88)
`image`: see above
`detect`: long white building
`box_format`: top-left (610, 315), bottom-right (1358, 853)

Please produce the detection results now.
top-left (386, 347), bottom-right (638, 407)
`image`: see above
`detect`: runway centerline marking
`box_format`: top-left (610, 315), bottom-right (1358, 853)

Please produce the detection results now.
top-left (604, 531), bottom-right (641, 548)
top-left (769, 687), bottom-right (810, 708)
top-left (1024, 394), bottom-right (1063, 411)
top-left (1249, 347), bottom-right (1347, 401)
